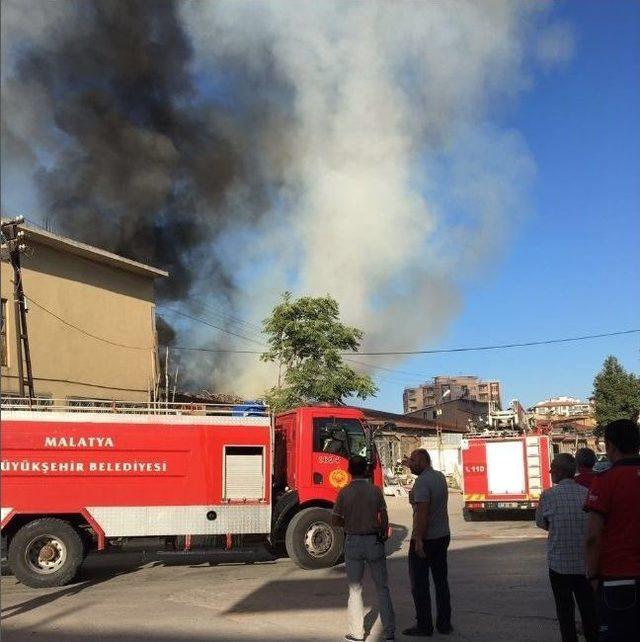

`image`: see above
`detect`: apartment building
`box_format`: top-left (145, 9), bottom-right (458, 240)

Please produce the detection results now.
top-left (531, 396), bottom-right (593, 418)
top-left (403, 375), bottom-right (502, 413)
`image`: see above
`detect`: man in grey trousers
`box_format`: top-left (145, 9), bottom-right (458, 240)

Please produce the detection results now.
top-left (332, 455), bottom-right (395, 642)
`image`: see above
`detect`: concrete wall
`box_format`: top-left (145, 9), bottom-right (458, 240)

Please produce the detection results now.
top-left (407, 399), bottom-right (490, 431)
top-left (420, 435), bottom-right (463, 481)
top-left (1, 240), bottom-right (159, 401)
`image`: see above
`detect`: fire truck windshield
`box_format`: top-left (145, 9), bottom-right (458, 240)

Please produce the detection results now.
top-left (313, 418), bottom-right (368, 458)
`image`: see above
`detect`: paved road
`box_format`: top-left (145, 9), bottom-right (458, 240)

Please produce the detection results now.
top-left (1, 494), bottom-right (558, 642)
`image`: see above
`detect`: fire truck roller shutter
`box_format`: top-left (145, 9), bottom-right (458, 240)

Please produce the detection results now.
top-left (285, 506), bottom-right (344, 570)
top-left (224, 446), bottom-right (265, 501)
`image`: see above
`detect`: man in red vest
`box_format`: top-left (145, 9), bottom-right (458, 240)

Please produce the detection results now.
top-left (585, 418), bottom-right (640, 641)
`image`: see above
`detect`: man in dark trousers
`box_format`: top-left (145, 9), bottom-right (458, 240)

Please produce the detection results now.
top-left (536, 453), bottom-right (597, 642)
top-left (585, 418), bottom-right (640, 641)
top-left (574, 447), bottom-right (597, 489)
top-left (332, 455), bottom-right (395, 642)
top-left (403, 448), bottom-right (452, 637)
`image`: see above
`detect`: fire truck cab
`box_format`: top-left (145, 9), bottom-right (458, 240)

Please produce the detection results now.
top-left (0, 399), bottom-right (382, 588)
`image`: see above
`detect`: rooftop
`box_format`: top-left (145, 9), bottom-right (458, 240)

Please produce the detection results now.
top-left (534, 397), bottom-right (587, 408)
top-left (358, 406), bottom-right (469, 433)
top-left (2, 222), bottom-right (168, 279)
top-left (405, 375), bottom-right (500, 391)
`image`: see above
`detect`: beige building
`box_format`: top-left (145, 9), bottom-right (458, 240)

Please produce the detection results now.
top-left (1, 224), bottom-right (167, 402)
top-left (531, 396), bottom-right (593, 418)
top-left (404, 375), bottom-right (502, 413)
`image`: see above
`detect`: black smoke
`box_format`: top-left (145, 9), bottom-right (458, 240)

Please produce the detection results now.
top-left (7, 0), bottom-right (255, 302)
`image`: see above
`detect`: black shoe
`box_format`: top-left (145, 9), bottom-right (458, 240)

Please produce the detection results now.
top-left (437, 625), bottom-right (454, 635)
top-left (344, 635), bottom-right (364, 642)
top-left (402, 627), bottom-right (433, 637)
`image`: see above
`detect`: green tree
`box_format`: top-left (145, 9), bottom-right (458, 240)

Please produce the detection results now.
top-left (261, 292), bottom-right (377, 412)
top-left (592, 355), bottom-right (640, 429)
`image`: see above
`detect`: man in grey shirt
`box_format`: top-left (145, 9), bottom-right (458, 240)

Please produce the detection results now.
top-left (403, 448), bottom-right (452, 637)
top-left (332, 456), bottom-right (395, 642)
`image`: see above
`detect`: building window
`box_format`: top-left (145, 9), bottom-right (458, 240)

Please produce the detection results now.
top-left (1, 298), bottom-right (7, 366)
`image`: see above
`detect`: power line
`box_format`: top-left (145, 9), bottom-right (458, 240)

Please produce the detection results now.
top-left (158, 306), bottom-right (265, 346)
top-left (161, 299), bottom-right (639, 356)
top-left (161, 327), bottom-right (639, 367)
top-left (25, 296), bottom-right (153, 350)
top-left (344, 357), bottom-right (432, 378)
top-left (26, 290), bottom-right (638, 361)
top-left (352, 329), bottom-right (640, 356)
top-left (161, 345), bottom-right (262, 354)
top-left (23, 296), bottom-right (263, 353)
top-left (19, 218), bottom-right (638, 358)
top-left (24, 218), bottom-right (266, 336)
top-left (199, 302), bottom-right (264, 334)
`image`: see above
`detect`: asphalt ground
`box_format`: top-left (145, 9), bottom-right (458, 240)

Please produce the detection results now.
top-left (1, 493), bottom-right (559, 642)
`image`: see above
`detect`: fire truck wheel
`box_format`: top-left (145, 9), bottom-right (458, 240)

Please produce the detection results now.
top-left (285, 507), bottom-right (344, 570)
top-left (462, 508), bottom-right (480, 522)
top-left (79, 529), bottom-right (95, 559)
top-left (8, 518), bottom-right (84, 588)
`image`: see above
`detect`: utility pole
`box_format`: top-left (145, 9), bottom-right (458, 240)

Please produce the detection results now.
top-left (1, 216), bottom-right (35, 400)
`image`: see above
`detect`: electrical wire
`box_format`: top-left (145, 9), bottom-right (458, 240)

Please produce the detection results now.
top-left (161, 345), bottom-right (262, 354)
top-left (344, 357), bottom-right (433, 378)
top-left (158, 306), bottom-right (265, 346)
top-left (25, 295), bottom-right (153, 350)
top-left (199, 302), bottom-right (264, 334)
top-left (19, 217), bottom-right (637, 358)
top-left (352, 328), bottom-right (640, 356)
top-left (25, 292), bottom-right (640, 361)
top-left (163, 327), bottom-right (640, 358)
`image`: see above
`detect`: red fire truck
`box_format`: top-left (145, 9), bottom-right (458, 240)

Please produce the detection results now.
top-left (460, 433), bottom-right (552, 520)
top-left (0, 400), bottom-right (382, 588)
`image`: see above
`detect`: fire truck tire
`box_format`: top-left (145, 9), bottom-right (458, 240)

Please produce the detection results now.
top-left (8, 518), bottom-right (84, 588)
top-left (285, 507), bottom-right (344, 570)
top-left (79, 529), bottom-right (95, 559)
top-left (463, 508), bottom-right (480, 522)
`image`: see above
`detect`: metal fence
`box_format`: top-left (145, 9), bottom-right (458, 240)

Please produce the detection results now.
top-left (0, 396), bottom-right (269, 417)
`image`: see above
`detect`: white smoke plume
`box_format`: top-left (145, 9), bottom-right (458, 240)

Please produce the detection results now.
top-left (181, 1), bottom-right (570, 394)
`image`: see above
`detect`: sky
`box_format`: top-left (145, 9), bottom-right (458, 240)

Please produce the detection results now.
top-left (367, 0), bottom-right (640, 411)
top-left (1, 1), bottom-right (638, 413)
